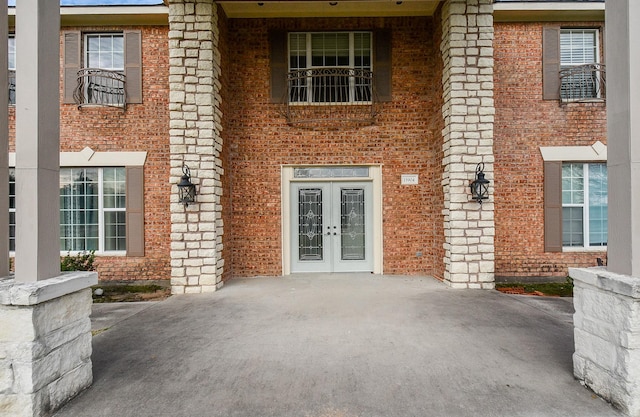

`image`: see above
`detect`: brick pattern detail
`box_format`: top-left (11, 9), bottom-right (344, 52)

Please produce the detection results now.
top-left (8, 26), bottom-right (170, 283)
top-left (224, 17), bottom-right (445, 278)
top-left (440, 0), bottom-right (496, 289)
top-left (168, 0), bottom-right (225, 294)
top-left (493, 22), bottom-right (607, 278)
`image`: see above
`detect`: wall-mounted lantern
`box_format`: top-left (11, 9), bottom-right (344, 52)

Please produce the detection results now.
top-left (178, 164), bottom-right (197, 207)
top-left (470, 162), bottom-right (489, 204)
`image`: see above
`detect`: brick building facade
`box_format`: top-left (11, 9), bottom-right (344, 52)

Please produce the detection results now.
top-left (8, 7), bottom-right (171, 282)
top-left (493, 20), bottom-right (607, 279)
top-left (8, 0), bottom-right (606, 288)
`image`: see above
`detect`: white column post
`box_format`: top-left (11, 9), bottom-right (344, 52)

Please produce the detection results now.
top-left (0, 0), bottom-right (9, 277)
top-left (606, 0), bottom-right (640, 277)
top-left (570, 2), bottom-right (640, 415)
top-left (14, 0), bottom-right (61, 282)
top-left (0, 4), bottom-right (97, 416)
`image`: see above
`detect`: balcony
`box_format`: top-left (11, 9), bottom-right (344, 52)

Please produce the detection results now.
top-left (74, 68), bottom-right (126, 110)
top-left (8, 70), bottom-right (14, 105)
top-left (282, 67), bottom-right (378, 126)
top-left (560, 63), bottom-right (606, 103)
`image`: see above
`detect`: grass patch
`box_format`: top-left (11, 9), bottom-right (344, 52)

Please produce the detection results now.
top-left (92, 284), bottom-right (170, 303)
top-left (91, 328), bottom-right (109, 336)
top-left (496, 279), bottom-right (573, 297)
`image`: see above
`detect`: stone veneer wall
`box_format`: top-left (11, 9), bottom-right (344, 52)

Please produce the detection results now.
top-left (0, 273), bottom-right (96, 417)
top-left (571, 267), bottom-right (640, 416)
top-left (440, 0), bottom-right (495, 288)
top-left (168, 0), bottom-right (225, 294)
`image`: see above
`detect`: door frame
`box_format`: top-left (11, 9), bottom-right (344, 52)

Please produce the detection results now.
top-left (281, 165), bottom-right (383, 275)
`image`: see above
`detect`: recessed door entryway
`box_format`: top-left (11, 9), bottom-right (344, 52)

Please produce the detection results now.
top-left (281, 165), bottom-right (383, 275)
top-left (290, 181), bottom-right (373, 273)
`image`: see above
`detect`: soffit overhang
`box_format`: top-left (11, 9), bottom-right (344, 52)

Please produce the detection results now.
top-left (8, 5), bottom-right (169, 27)
top-left (218, 0), bottom-right (441, 18)
top-left (494, 2), bottom-right (604, 22)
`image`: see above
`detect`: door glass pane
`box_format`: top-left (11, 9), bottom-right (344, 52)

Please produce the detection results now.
top-left (294, 166), bottom-right (369, 179)
top-left (341, 188), bottom-right (365, 260)
top-left (298, 188), bottom-right (323, 261)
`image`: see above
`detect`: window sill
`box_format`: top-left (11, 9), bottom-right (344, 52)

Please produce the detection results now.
top-left (563, 246), bottom-right (607, 252)
top-left (560, 98), bottom-right (606, 105)
top-left (9, 251), bottom-right (128, 257)
top-left (288, 101), bottom-right (373, 107)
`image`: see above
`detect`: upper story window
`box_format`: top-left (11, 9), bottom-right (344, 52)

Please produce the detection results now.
top-left (288, 32), bottom-right (373, 104)
top-left (271, 29), bottom-right (390, 126)
top-left (559, 29), bottom-right (603, 101)
top-left (77, 33), bottom-right (126, 107)
top-left (542, 26), bottom-right (605, 102)
top-left (85, 34), bottom-right (124, 72)
top-left (63, 30), bottom-right (142, 109)
top-left (8, 35), bottom-right (14, 105)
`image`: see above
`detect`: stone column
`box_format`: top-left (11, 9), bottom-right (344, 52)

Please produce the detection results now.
top-left (168, 0), bottom-right (225, 294)
top-left (440, 0), bottom-right (495, 289)
top-left (0, 2), bottom-right (97, 416)
top-left (570, 1), bottom-right (640, 415)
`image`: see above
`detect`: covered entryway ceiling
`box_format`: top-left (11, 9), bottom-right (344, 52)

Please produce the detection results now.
top-left (218, 0), bottom-right (441, 18)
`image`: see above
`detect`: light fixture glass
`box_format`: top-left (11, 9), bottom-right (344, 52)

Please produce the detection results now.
top-left (177, 164), bottom-right (197, 207)
top-left (470, 162), bottom-right (490, 204)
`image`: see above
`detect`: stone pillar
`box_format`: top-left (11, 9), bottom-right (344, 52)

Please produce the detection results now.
top-left (570, 1), bottom-right (640, 415)
top-left (168, 0), bottom-right (225, 294)
top-left (440, 0), bottom-right (495, 289)
top-left (15, 0), bottom-right (61, 282)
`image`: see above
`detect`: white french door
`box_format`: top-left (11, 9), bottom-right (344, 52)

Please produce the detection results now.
top-left (291, 181), bottom-right (373, 273)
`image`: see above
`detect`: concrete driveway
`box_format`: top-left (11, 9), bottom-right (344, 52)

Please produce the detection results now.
top-left (54, 275), bottom-right (621, 417)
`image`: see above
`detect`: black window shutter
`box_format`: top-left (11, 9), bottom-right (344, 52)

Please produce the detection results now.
top-left (542, 26), bottom-right (560, 100)
top-left (270, 31), bottom-right (287, 103)
top-left (544, 161), bottom-right (563, 252)
top-left (374, 29), bottom-right (392, 102)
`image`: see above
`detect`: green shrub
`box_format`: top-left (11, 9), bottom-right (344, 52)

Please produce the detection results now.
top-left (61, 250), bottom-right (96, 271)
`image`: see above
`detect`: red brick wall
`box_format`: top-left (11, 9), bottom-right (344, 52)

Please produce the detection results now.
top-left (9, 26), bottom-right (170, 281)
top-left (225, 17), bottom-right (445, 278)
top-left (218, 7), bottom-right (233, 283)
top-left (494, 22), bottom-right (607, 279)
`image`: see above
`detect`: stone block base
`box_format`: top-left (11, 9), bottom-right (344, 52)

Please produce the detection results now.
top-left (570, 267), bottom-right (640, 417)
top-left (0, 272), bottom-right (98, 417)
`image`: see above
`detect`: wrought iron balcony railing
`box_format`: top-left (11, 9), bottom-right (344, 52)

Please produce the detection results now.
top-left (8, 70), bottom-right (15, 105)
top-left (74, 68), bottom-right (126, 110)
top-left (560, 63), bottom-right (606, 103)
top-left (282, 67), bottom-right (378, 126)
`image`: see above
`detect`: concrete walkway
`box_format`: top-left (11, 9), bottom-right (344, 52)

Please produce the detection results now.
top-left (54, 275), bottom-right (621, 417)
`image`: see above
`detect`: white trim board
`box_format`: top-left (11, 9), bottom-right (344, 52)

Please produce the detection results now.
top-left (9, 147), bottom-right (147, 167)
top-left (540, 141), bottom-right (606, 162)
